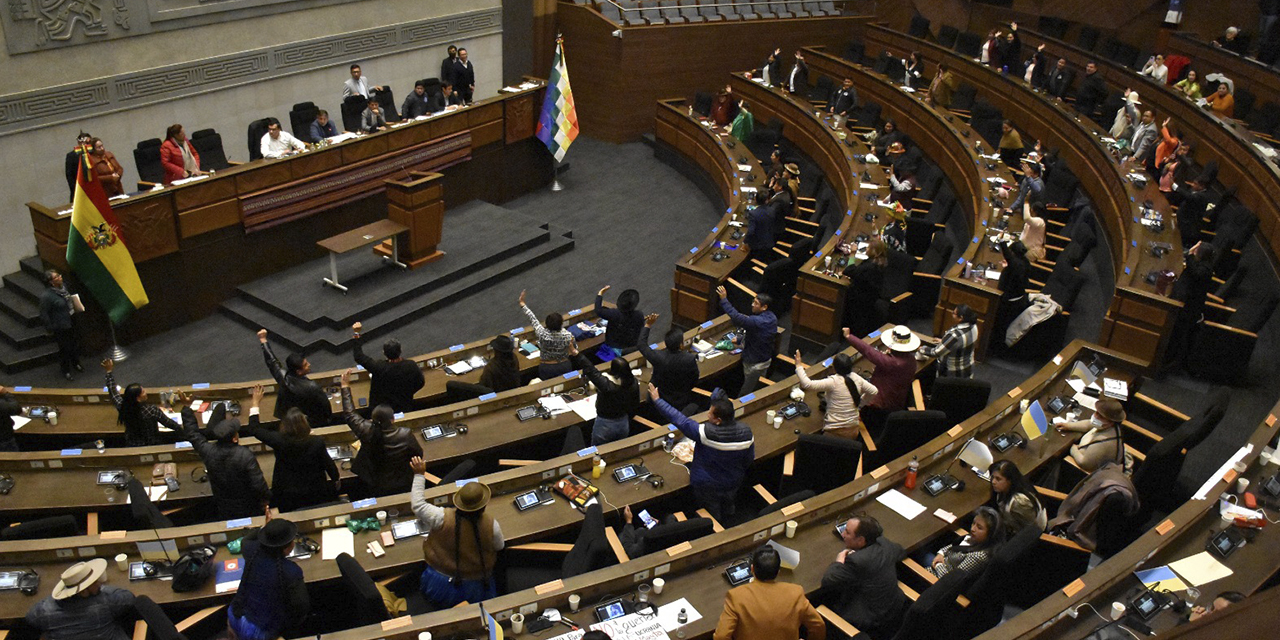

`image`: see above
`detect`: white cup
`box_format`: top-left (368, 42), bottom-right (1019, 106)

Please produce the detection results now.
top-left (652, 578), bottom-right (665, 595)
top-left (637, 583), bottom-right (652, 603)
top-left (773, 416), bottom-right (783, 430)
top-left (1261, 450), bottom-right (1274, 465)
top-left (785, 520), bottom-right (798, 538)
top-left (766, 410), bottom-right (777, 423)
top-left (569, 593), bottom-right (581, 612)
top-left (1237, 477), bottom-right (1250, 494)
top-left (1110, 602), bottom-right (1126, 621)
top-left (47, 411), bottom-right (57, 425)
top-left (115, 553), bottom-right (128, 571)
top-left (510, 613), bottom-right (525, 634)
top-left (418, 633), bottom-right (432, 640)
top-left (376, 510), bottom-right (387, 525)
top-left (1234, 460), bottom-right (1249, 474)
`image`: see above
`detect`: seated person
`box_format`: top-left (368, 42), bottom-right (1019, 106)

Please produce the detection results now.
top-left (361, 98), bottom-right (389, 133)
top-left (1187, 591), bottom-right (1246, 623)
top-left (929, 506), bottom-right (1004, 577)
top-left (987, 460), bottom-right (1047, 532)
top-left (821, 514), bottom-right (906, 640)
top-left (310, 109), bottom-right (339, 140)
top-left (1204, 83), bottom-right (1235, 118)
top-left (260, 121), bottom-right (306, 159)
top-left (1213, 27), bottom-right (1248, 55)
top-left (1054, 398), bottom-right (1125, 473)
top-left (1174, 70), bottom-right (1203, 100)
top-left (402, 81), bottom-right (431, 119)
top-left (429, 82), bottom-right (464, 113)
top-left (886, 165), bottom-right (918, 208)
top-left (878, 209), bottom-right (907, 253)
top-left (25, 559), bottom-right (136, 640)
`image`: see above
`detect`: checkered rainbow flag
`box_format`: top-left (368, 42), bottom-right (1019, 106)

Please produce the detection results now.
top-left (536, 35), bottom-right (579, 162)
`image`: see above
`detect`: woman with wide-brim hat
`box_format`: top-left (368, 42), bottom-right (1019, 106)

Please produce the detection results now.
top-left (227, 518), bottom-right (311, 640)
top-left (1056, 398), bottom-right (1128, 473)
top-left (410, 456), bottom-right (505, 608)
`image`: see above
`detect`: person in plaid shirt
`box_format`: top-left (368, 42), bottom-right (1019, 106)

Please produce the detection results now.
top-left (921, 304), bottom-right (979, 378)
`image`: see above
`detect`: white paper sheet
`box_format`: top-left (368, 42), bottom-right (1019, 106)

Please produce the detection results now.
top-left (10, 416), bottom-right (30, 431)
top-left (1169, 551), bottom-right (1234, 587)
top-left (765, 539), bottom-right (800, 570)
top-left (568, 396), bottom-right (598, 421)
top-left (538, 395), bottom-right (572, 416)
top-left (1067, 379), bottom-right (1087, 394)
top-left (876, 489), bottom-right (927, 520)
top-left (1072, 393), bottom-right (1098, 411)
top-left (655, 597), bottom-right (703, 632)
top-left (321, 527), bottom-right (355, 560)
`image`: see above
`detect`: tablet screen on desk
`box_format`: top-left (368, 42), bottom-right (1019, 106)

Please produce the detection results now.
top-left (97, 471), bottom-right (125, 485)
top-left (923, 476), bottom-right (949, 495)
top-left (392, 521), bottom-right (424, 540)
top-left (0, 572), bottom-right (20, 589)
top-left (596, 601), bottom-right (626, 622)
top-left (614, 465), bottom-right (638, 482)
top-left (423, 425), bottom-right (445, 440)
top-left (514, 492), bottom-right (541, 510)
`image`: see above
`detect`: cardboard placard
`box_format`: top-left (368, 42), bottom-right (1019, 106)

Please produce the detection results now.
top-left (534, 579), bottom-right (564, 595)
top-left (380, 616), bottom-right (413, 631)
top-left (781, 502), bottom-right (805, 516)
top-left (870, 466), bottom-right (889, 479)
top-left (1062, 578), bottom-right (1085, 597)
top-left (1156, 520), bottom-right (1175, 535)
top-left (666, 541), bottom-right (693, 557)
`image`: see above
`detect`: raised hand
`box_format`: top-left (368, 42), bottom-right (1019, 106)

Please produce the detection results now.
top-left (716, 285), bottom-right (727, 298)
top-left (251, 384), bottom-right (264, 408)
top-left (340, 369), bottom-right (353, 388)
top-left (518, 289), bottom-right (527, 306)
top-left (410, 456), bottom-right (427, 475)
top-left (644, 313), bottom-right (659, 328)
top-left (257, 329), bottom-right (268, 344)
top-left (598, 285), bottom-right (611, 296)
top-left (794, 350), bottom-right (804, 367)
top-left (101, 358), bottom-right (114, 372)
top-left (647, 383), bottom-right (661, 402)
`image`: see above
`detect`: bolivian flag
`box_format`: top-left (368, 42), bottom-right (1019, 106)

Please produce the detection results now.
top-left (67, 154), bottom-right (148, 324)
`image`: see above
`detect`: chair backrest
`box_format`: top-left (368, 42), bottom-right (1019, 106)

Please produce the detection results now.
top-left (1042, 262), bottom-right (1085, 310)
top-left (289, 101), bottom-right (320, 143)
top-left (560, 425), bottom-right (587, 456)
top-left (758, 489), bottom-right (816, 516)
top-left (1172, 388), bottom-right (1229, 452)
top-left (563, 503), bottom-right (617, 576)
top-left (439, 459), bottom-right (478, 485)
top-left (938, 25), bottom-right (960, 49)
top-left (135, 595), bottom-right (187, 640)
top-left (760, 258), bottom-right (796, 314)
top-left (128, 478), bottom-right (174, 529)
top-left (246, 117), bottom-right (278, 162)
top-left (891, 567), bottom-right (971, 640)
top-left (445, 380), bottom-right (493, 403)
top-left (335, 552), bottom-right (391, 624)
top-left (881, 248), bottom-right (916, 299)
top-left (873, 410), bottom-right (949, 467)
top-left (918, 235), bottom-right (954, 274)
top-left (961, 524), bottom-right (1040, 636)
top-left (955, 31), bottom-right (983, 57)
top-left (1233, 290), bottom-right (1280, 334)
top-left (781, 433), bottom-right (862, 496)
top-left (637, 518), bottom-right (715, 555)
top-left (341, 95), bottom-right (368, 133)
top-left (189, 130), bottom-right (230, 171)
top-left (928, 378), bottom-right (991, 426)
top-left (693, 91), bottom-right (713, 116)
top-left (0, 515), bottom-right (79, 540)
top-left (908, 14), bottom-right (931, 39)
top-left (1077, 26), bottom-right (1100, 51)
top-left (133, 138), bottom-right (164, 184)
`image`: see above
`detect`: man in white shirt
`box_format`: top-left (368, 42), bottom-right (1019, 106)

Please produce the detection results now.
top-left (342, 64), bottom-right (385, 99)
top-left (260, 122), bottom-right (305, 159)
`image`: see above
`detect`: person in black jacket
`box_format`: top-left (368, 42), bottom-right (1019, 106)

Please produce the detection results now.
top-left (39, 270), bottom-right (81, 381)
top-left (401, 82), bottom-right (431, 119)
top-left (638, 313), bottom-right (699, 414)
top-left (351, 322), bottom-right (424, 414)
top-left (760, 47), bottom-right (782, 86)
top-left (64, 131), bottom-right (92, 202)
top-left (1176, 177), bottom-right (1210, 248)
top-left (595, 285), bottom-right (644, 356)
top-left (340, 369), bottom-right (423, 498)
top-left (1167, 242), bottom-right (1217, 369)
top-left (1046, 58), bottom-right (1073, 98)
top-left (179, 404), bottom-right (269, 520)
top-left (785, 50), bottom-right (808, 96)
top-left (452, 48), bottom-right (476, 103)
top-left (479, 335), bottom-right (521, 393)
top-left (227, 518), bottom-right (310, 640)
top-left (568, 345), bottom-right (639, 446)
top-left (440, 45), bottom-right (459, 87)
top-left (827, 78), bottom-right (858, 125)
top-left (245, 385), bottom-right (340, 512)
top-left (1073, 62), bottom-right (1107, 117)
top-left (821, 514), bottom-right (906, 640)
top-left (258, 329), bottom-right (332, 426)
top-left (102, 359), bottom-right (179, 447)
top-left (997, 22), bottom-right (1022, 75)
top-left (993, 240), bottom-right (1031, 345)
top-left (428, 83), bottom-right (463, 113)
top-left (0, 386), bottom-right (20, 451)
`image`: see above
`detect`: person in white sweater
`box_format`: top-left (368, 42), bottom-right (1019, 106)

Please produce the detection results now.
top-left (794, 350), bottom-right (877, 440)
top-left (1141, 54), bottom-right (1169, 84)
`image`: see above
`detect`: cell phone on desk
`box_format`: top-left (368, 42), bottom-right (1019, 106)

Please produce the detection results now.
top-left (421, 424), bottom-right (456, 441)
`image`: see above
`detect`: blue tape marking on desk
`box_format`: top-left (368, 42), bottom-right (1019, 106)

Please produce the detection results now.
top-left (577, 446), bottom-right (598, 457)
top-left (175, 441), bottom-right (192, 450)
top-left (712, 227), bottom-right (719, 233)
top-left (352, 498), bottom-right (377, 509)
top-left (957, 258), bottom-right (966, 265)
top-left (394, 413), bottom-right (405, 420)
top-left (13, 386), bottom-right (30, 392)
top-left (868, 330), bottom-right (882, 338)
top-left (1131, 196), bottom-right (1136, 202)
top-left (103, 387), bottom-right (109, 393)
top-left (511, 327), bottom-right (525, 335)
top-left (981, 220), bottom-right (987, 227)
top-left (1131, 240), bottom-right (1138, 247)
top-left (478, 392), bottom-right (497, 401)
top-left (192, 383), bottom-right (210, 389)
top-left (668, 424), bottom-right (678, 432)
top-left (564, 371), bottom-right (580, 379)
top-left (571, 309), bottom-right (582, 315)
top-left (1133, 217), bottom-right (1139, 223)
top-left (738, 393), bottom-right (756, 403)
top-left (835, 229), bottom-right (841, 236)
top-left (973, 237), bottom-right (980, 243)
top-left (456, 478), bottom-right (478, 487)
top-left (1124, 267), bottom-right (1131, 274)
top-left (226, 518), bottom-right (252, 529)
top-left (701, 321), bottom-right (714, 329)
top-left (450, 344), bottom-right (465, 352)
top-left (824, 358), bottom-right (833, 367)
top-left (847, 210), bottom-right (853, 216)
top-left (815, 250), bottom-right (823, 258)
top-left (61, 449), bottom-right (82, 456)
top-left (691, 247), bottom-right (699, 254)
top-left (355, 365), bottom-right (365, 371)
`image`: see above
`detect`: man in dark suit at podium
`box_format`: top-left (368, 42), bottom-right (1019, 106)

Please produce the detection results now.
top-left (64, 131), bottom-right (92, 202)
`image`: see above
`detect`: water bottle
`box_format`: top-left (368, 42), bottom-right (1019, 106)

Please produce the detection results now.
top-left (905, 455), bottom-right (919, 490)
top-left (677, 608), bottom-right (688, 624)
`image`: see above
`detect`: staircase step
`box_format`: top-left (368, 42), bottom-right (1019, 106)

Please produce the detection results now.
top-left (0, 287), bottom-right (41, 328)
top-left (19, 255), bottom-right (48, 279)
top-left (0, 313), bottom-right (50, 349)
top-left (2, 270), bottom-right (45, 304)
top-left (0, 339), bottom-right (59, 374)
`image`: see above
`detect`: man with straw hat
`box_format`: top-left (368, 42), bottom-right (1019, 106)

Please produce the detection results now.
top-left (26, 558), bottom-right (136, 639)
top-left (410, 456), bottom-right (504, 608)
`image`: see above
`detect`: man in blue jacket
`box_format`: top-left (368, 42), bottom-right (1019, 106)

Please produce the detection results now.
top-left (716, 285), bottom-right (777, 396)
top-left (649, 384), bottom-right (754, 523)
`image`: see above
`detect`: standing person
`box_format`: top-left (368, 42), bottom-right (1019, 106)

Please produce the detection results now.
top-left (843, 327), bottom-right (918, 435)
top-left (351, 322), bottom-right (424, 414)
top-left (88, 137), bottom-right (125, 197)
top-left (65, 131), bottom-right (92, 201)
top-left (0, 386), bottom-right (20, 451)
top-left (25, 559), bottom-right (136, 640)
top-left (478, 335), bottom-right (521, 393)
top-left (715, 286), bottom-right (777, 396)
top-left (342, 63), bottom-right (384, 99)
top-left (102, 359), bottom-right (180, 446)
top-left (226, 518), bottom-right (311, 640)
top-left (1055, 398), bottom-right (1126, 473)
top-left (1024, 43), bottom-right (1049, 89)
top-left (637, 313), bottom-right (699, 414)
top-left (159, 124), bottom-right (205, 185)
top-left (1176, 176), bottom-right (1211, 247)
top-left (987, 460), bottom-right (1047, 533)
top-left (919, 305), bottom-right (980, 379)
top-left (595, 285), bottom-right (645, 356)
top-left (440, 45), bottom-right (459, 87)
top-left (649, 384), bottom-right (753, 522)
top-left (410, 457), bottom-right (504, 608)
top-left (998, 120), bottom-right (1024, 169)
top-left (258, 329), bottom-right (333, 427)
top-left (842, 238), bottom-right (888, 340)
top-left (519, 289), bottom-right (576, 380)
top-left (821, 514), bottom-right (907, 640)
top-left (998, 23), bottom-right (1022, 75)
top-left (339, 369), bottom-right (422, 498)
top-left (1166, 242), bottom-right (1216, 369)
top-left (712, 546), bottom-right (825, 640)
top-left (786, 50), bottom-right (808, 96)
top-left (1073, 62), bottom-right (1107, 116)
top-left (244, 385), bottom-right (340, 513)
top-left (827, 78), bottom-right (859, 128)
top-left (1020, 202), bottom-right (1048, 262)
top-left (179, 403), bottom-right (270, 520)
top-left (930, 507), bottom-right (1004, 577)
top-left (981, 29), bottom-right (1002, 67)
top-left (927, 63), bottom-right (957, 108)
top-left (1046, 58), bottom-right (1072, 98)
top-left (39, 270), bottom-right (81, 381)
top-left (760, 47), bottom-right (782, 86)
top-left (568, 344), bottom-right (638, 446)
top-left (1004, 161), bottom-right (1043, 215)
top-left (903, 51), bottom-right (924, 87)
top-left (794, 350), bottom-right (878, 441)
top-left (453, 48), bottom-right (476, 103)
top-left (994, 241), bottom-right (1031, 343)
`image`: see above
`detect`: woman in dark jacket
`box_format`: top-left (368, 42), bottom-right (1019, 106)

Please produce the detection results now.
top-left (569, 345), bottom-right (639, 446)
top-left (994, 240), bottom-right (1031, 342)
top-left (246, 385), bottom-right (340, 512)
top-left (596, 285), bottom-right (645, 355)
top-left (227, 518), bottom-right (310, 640)
top-left (102, 359), bottom-right (179, 447)
top-left (478, 335), bottom-right (521, 393)
top-left (339, 369), bottom-right (423, 497)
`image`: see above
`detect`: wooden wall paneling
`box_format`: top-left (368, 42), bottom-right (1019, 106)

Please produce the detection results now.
top-left (177, 200), bottom-right (240, 239)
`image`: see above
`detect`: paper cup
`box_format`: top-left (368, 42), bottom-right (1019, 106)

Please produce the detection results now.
top-left (652, 578), bottom-right (665, 595)
top-left (1234, 460), bottom-right (1248, 474)
top-left (115, 553), bottom-right (128, 571)
top-left (1237, 478), bottom-right (1250, 494)
top-left (47, 411), bottom-right (58, 425)
top-left (569, 593), bottom-right (581, 612)
top-left (785, 520), bottom-right (798, 538)
top-left (418, 633), bottom-right (432, 640)
top-left (510, 613), bottom-right (525, 635)
top-left (773, 416), bottom-right (783, 429)
top-left (766, 410), bottom-right (777, 423)
top-left (1110, 602), bottom-right (1126, 621)
top-left (376, 510), bottom-right (387, 525)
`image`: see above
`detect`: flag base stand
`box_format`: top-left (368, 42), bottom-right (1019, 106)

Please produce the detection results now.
top-left (106, 323), bottom-right (129, 363)
top-left (550, 160), bottom-right (565, 192)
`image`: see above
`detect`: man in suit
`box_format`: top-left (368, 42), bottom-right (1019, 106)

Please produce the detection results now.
top-left (310, 110), bottom-right (338, 141)
top-left (1046, 58), bottom-right (1073, 98)
top-left (452, 48), bottom-right (476, 104)
top-left (428, 82), bottom-right (464, 113)
top-left (827, 78), bottom-right (858, 129)
top-left (1176, 177), bottom-right (1210, 247)
top-left (179, 406), bottom-right (270, 520)
top-left (342, 64), bottom-right (385, 99)
top-left (761, 47), bottom-right (782, 86)
top-left (1073, 61), bottom-right (1107, 117)
top-left (744, 191), bottom-right (778, 262)
top-left (39, 270), bottom-right (81, 381)
top-left (257, 329), bottom-right (333, 426)
top-left (351, 322), bottom-right (424, 414)
top-left (786, 50), bottom-right (808, 96)
top-left (440, 45), bottom-right (459, 87)
top-left (821, 515), bottom-right (906, 640)
top-left (1125, 109), bottom-right (1159, 165)
top-left (713, 546), bottom-right (825, 640)
top-left (402, 82), bottom-right (431, 119)
top-left (637, 314), bottom-right (699, 414)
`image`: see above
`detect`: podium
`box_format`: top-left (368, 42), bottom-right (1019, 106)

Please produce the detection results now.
top-left (378, 171), bottom-right (446, 268)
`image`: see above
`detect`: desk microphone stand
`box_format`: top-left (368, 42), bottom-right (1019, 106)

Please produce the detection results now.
top-left (107, 322), bottom-right (128, 363)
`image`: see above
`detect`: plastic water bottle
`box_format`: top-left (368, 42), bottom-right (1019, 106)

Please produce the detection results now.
top-left (905, 455), bottom-right (919, 490)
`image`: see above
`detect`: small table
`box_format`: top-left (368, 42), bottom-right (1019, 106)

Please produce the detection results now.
top-left (316, 219), bottom-right (410, 293)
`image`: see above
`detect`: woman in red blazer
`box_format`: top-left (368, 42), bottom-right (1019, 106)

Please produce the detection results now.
top-left (159, 124), bottom-right (204, 185)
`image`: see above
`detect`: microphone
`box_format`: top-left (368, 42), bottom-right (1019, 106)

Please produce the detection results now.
top-left (923, 437), bottom-right (975, 494)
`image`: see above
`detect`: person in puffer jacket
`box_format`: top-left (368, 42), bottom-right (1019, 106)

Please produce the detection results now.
top-left (649, 383), bottom-right (754, 523)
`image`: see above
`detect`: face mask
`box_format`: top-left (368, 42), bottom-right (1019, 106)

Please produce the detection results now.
top-left (1090, 415), bottom-right (1105, 428)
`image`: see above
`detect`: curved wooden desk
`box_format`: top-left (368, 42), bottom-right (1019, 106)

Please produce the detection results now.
top-left (1165, 32), bottom-right (1280, 112)
top-left (863, 25), bottom-right (1185, 367)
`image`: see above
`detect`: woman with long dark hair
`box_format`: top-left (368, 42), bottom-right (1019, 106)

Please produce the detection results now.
top-left (569, 344), bottom-right (639, 446)
top-left (596, 285), bottom-right (645, 356)
top-left (245, 386), bottom-right (340, 512)
top-left (794, 350), bottom-right (878, 441)
top-left (930, 506), bottom-right (1004, 577)
top-left (987, 460), bottom-right (1047, 532)
top-left (478, 335), bottom-right (521, 393)
top-left (226, 518), bottom-right (309, 640)
top-left (340, 369), bottom-right (422, 498)
top-left (102, 359), bottom-right (179, 447)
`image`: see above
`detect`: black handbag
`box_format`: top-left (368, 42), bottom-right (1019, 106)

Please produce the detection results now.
top-left (171, 545), bottom-right (217, 592)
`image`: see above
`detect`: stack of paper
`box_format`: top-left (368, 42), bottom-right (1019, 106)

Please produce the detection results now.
top-left (538, 395), bottom-right (572, 416)
top-left (1168, 552), bottom-right (1234, 587)
top-left (876, 489), bottom-right (927, 520)
top-left (1103, 378), bottom-right (1129, 400)
top-left (568, 396), bottom-right (597, 421)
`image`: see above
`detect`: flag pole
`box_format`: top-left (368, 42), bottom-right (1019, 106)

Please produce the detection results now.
top-left (106, 322), bottom-right (129, 363)
top-left (551, 159), bottom-right (564, 191)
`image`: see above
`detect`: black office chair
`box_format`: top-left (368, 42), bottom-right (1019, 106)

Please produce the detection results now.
top-left (779, 433), bottom-right (862, 497)
top-left (1191, 295), bottom-right (1279, 384)
top-left (444, 381), bottom-right (493, 403)
top-left (128, 478), bottom-right (174, 529)
top-left (189, 129), bottom-right (231, 171)
top-left (843, 39), bottom-right (867, 65)
top-left (890, 567), bottom-right (973, 640)
top-left (907, 14), bottom-right (931, 40)
top-left (693, 92), bottom-right (714, 117)
top-left (1077, 26), bottom-right (1101, 51)
top-left (132, 138), bottom-right (164, 186)
top-left (954, 32), bottom-right (983, 58)
top-left (959, 524), bottom-right (1040, 638)
top-left (373, 87), bottom-right (400, 121)
top-left (336, 553), bottom-right (417, 624)
top-left (927, 379), bottom-right (991, 427)
top-left (937, 25), bottom-right (960, 49)
top-left (505, 503), bottom-right (617, 592)
top-left (0, 515), bottom-right (79, 540)
top-left (870, 410), bottom-right (949, 468)
top-left (628, 518), bottom-right (715, 556)
top-left (341, 95), bottom-right (368, 133)
top-left (877, 248), bottom-right (917, 325)
top-left (289, 102), bottom-right (321, 143)
top-left (559, 425), bottom-right (586, 456)
top-left (135, 595), bottom-right (187, 640)
top-left (809, 75), bottom-right (835, 107)
top-left (758, 489), bottom-right (815, 517)
top-left (246, 117), bottom-right (278, 162)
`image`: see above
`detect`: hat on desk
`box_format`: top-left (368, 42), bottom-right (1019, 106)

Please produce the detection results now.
top-left (52, 558), bottom-right (107, 600)
top-left (490, 335), bottom-right (514, 354)
top-left (882, 325), bottom-right (921, 353)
